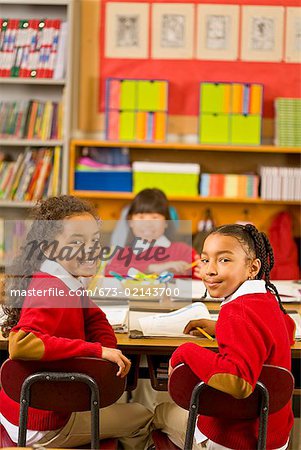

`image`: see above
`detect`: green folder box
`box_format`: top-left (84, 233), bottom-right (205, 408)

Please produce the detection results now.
top-left (133, 172), bottom-right (199, 196)
top-left (137, 81), bottom-right (153, 111)
top-left (119, 111), bottom-right (136, 141)
top-left (120, 80), bottom-right (136, 110)
top-left (199, 114), bottom-right (230, 144)
top-left (231, 115), bottom-right (261, 145)
top-left (200, 83), bottom-right (227, 114)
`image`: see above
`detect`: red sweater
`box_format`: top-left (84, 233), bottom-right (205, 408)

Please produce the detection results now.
top-left (105, 241), bottom-right (198, 277)
top-left (171, 290), bottom-right (295, 450)
top-left (0, 272), bottom-right (117, 431)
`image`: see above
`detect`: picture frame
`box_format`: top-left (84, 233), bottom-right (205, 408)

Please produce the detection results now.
top-left (151, 3), bottom-right (194, 60)
top-left (241, 6), bottom-right (284, 62)
top-left (196, 4), bottom-right (239, 61)
top-left (285, 7), bottom-right (301, 63)
top-left (105, 2), bottom-right (149, 59)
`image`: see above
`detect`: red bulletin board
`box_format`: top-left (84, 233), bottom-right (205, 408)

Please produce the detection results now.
top-left (99, 0), bottom-right (301, 118)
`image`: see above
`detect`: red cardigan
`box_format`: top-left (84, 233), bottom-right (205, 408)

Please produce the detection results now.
top-left (0, 272), bottom-right (116, 430)
top-left (171, 291), bottom-right (295, 450)
top-left (105, 241), bottom-right (198, 277)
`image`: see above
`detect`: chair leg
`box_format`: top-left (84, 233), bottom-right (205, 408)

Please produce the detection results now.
top-left (256, 382), bottom-right (269, 450)
top-left (184, 382), bottom-right (206, 450)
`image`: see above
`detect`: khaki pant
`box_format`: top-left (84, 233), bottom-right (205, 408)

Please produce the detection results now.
top-left (38, 402), bottom-right (153, 450)
top-left (154, 402), bottom-right (232, 450)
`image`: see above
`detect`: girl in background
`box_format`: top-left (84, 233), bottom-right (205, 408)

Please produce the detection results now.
top-left (105, 188), bottom-right (199, 277)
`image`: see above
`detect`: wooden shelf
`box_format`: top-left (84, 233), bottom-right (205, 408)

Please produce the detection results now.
top-left (70, 190), bottom-right (300, 205)
top-left (71, 139), bottom-right (301, 154)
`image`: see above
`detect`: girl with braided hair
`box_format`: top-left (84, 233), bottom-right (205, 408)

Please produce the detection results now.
top-left (154, 223), bottom-right (295, 450)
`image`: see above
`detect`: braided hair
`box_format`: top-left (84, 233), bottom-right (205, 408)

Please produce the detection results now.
top-left (209, 223), bottom-right (286, 314)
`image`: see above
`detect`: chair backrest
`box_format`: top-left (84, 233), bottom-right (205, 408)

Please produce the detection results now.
top-left (168, 363), bottom-right (294, 420)
top-left (0, 357), bottom-right (126, 412)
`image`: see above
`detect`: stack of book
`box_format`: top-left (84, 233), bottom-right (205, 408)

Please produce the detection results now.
top-left (275, 98), bottom-right (301, 147)
top-left (0, 146), bottom-right (61, 201)
top-left (0, 100), bottom-right (63, 140)
top-left (260, 166), bottom-right (301, 201)
top-left (0, 18), bottom-right (67, 79)
top-left (200, 173), bottom-right (259, 198)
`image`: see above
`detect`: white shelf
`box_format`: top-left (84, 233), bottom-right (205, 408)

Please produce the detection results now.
top-left (0, 0), bottom-right (69, 5)
top-left (0, 78), bottom-right (66, 85)
top-left (0, 200), bottom-right (35, 208)
top-left (0, 139), bottom-right (64, 147)
top-left (0, 0), bottom-right (76, 213)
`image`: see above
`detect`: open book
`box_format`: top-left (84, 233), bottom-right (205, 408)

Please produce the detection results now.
top-left (138, 302), bottom-right (210, 337)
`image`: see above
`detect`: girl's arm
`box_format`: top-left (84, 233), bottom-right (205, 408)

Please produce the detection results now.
top-left (83, 296), bottom-right (117, 348)
top-left (170, 312), bottom-right (267, 399)
top-left (8, 303), bottom-right (105, 361)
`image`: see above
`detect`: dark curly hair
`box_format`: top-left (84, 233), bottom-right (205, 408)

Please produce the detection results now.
top-left (1, 195), bottom-right (99, 337)
top-left (206, 223), bottom-right (286, 313)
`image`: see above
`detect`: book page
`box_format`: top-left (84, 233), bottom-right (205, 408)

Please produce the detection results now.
top-left (138, 302), bottom-right (210, 337)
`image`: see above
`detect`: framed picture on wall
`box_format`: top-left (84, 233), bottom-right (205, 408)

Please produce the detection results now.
top-left (196, 4), bottom-right (239, 61)
top-left (151, 3), bottom-right (194, 59)
top-left (285, 7), bottom-right (301, 63)
top-left (241, 6), bottom-right (284, 62)
top-left (105, 2), bottom-right (149, 59)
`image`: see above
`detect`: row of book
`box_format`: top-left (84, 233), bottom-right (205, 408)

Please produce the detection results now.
top-left (260, 166), bottom-right (301, 201)
top-left (0, 100), bottom-right (63, 140)
top-left (0, 147), bottom-right (61, 201)
top-left (0, 18), bottom-right (67, 79)
top-left (274, 98), bottom-right (301, 147)
top-left (200, 173), bottom-right (259, 199)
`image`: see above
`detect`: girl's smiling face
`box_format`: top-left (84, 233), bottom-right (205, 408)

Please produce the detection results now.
top-left (129, 212), bottom-right (167, 242)
top-left (199, 234), bottom-right (261, 298)
top-left (49, 213), bottom-right (101, 277)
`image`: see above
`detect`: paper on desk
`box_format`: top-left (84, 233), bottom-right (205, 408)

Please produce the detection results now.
top-left (271, 280), bottom-right (301, 302)
top-left (138, 302), bottom-right (210, 337)
top-left (169, 279), bottom-right (206, 301)
top-left (101, 305), bottom-right (129, 333)
top-left (289, 313), bottom-right (301, 340)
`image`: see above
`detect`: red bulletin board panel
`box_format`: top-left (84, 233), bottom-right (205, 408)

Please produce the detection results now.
top-left (99, 0), bottom-right (301, 118)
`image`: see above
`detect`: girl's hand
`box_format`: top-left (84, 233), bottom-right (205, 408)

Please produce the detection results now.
top-left (148, 260), bottom-right (191, 274)
top-left (101, 347), bottom-right (131, 377)
top-left (183, 319), bottom-right (216, 337)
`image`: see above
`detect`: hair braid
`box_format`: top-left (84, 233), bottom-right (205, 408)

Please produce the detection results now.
top-left (244, 224), bottom-right (286, 314)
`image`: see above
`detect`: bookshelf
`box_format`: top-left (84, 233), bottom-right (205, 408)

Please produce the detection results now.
top-left (69, 139), bottom-right (301, 235)
top-left (0, 0), bottom-right (79, 268)
top-left (0, 0), bottom-right (78, 210)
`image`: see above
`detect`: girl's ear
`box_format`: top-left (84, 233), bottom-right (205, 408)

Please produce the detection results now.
top-left (249, 258), bottom-right (261, 279)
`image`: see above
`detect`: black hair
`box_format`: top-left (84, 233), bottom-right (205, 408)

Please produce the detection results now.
top-left (127, 188), bottom-right (171, 220)
top-left (207, 223), bottom-right (286, 314)
top-left (1, 195), bottom-right (99, 337)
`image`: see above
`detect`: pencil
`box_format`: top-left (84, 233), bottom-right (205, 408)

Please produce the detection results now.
top-left (188, 259), bottom-right (201, 269)
top-left (196, 326), bottom-right (215, 341)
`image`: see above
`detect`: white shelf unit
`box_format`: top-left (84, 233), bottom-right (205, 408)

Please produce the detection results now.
top-left (0, 0), bottom-right (78, 210)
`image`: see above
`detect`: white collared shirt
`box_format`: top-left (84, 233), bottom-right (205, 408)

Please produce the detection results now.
top-left (132, 235), bottom-right (171, 255)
